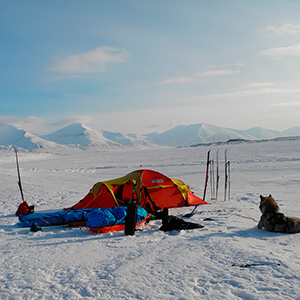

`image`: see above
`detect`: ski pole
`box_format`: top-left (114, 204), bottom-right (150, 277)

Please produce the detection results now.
top-left (183, 149), bottom-right (210, 218)
top-left (12, 146), bottom-right (25, 203)
top-left (210, 159), bottom-right (216, 200)
top-left (228, 160), bottom-right (231, 201)
top-left (202, 150), bottom-right (210, 202)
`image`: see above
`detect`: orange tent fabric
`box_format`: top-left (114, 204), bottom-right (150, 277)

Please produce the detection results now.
top-left (67, 169), bottom-right (207, 211)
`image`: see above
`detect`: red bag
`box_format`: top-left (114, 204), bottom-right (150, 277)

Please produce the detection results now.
top-left (15, 202), bottom-right (34, 216)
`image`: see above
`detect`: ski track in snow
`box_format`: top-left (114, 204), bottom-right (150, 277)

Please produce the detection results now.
top-left (1, 140), bottom-right (300, 299)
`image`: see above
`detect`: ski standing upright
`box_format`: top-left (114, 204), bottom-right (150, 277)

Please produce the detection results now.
top-left (224, 149), bottom-right (230, 201)
top-left (215, 149), bottom-right (220, 201)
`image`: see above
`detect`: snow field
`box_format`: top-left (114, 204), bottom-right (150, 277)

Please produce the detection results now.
top-left (1, 140), bottom-right (300, 299)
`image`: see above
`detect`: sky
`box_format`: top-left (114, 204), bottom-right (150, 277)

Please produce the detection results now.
top-left (1, 0), bottom-right (300, 135)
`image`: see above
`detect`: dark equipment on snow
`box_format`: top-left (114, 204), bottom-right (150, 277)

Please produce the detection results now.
top-left (232, 262), bottom-right (281, 268)
top-left (159, 208), bottom-right (204, 232)
top-left (124, 180), bottom-right (138, 236)
top-left (30, 222), bottom-right (42, 232)
top-left (15, 201), bottom-right (34, 216)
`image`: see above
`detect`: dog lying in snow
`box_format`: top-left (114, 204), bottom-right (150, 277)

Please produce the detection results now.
top-left (258, 195), bottom-right (300, 233)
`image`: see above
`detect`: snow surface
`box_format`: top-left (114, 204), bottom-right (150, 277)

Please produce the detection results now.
top-left (1, 140), bottom-right (300, 299)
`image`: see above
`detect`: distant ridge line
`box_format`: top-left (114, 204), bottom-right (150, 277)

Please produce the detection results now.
top-left (187, 135), bottom-right (300, 148)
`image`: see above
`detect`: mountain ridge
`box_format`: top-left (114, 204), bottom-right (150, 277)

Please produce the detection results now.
top-left (41, 123), bottom-right (151, 148)
top-left (1, 122), bottom-right (300, 151)
top-left (144, 123), bottom-right (300, 147)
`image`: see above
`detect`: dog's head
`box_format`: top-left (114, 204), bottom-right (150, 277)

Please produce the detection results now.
top-left (259, 194), bottom-right (279, 214)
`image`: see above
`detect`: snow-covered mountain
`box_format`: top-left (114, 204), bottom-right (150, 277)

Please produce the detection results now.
top-left (145, 123), bottom-right (253, 147)
top-left (243, 127), bottom-right (281, 140)
top-left (282, 126), bottom-right (300, 137)
top-left (102, 131), bottom-right (151, 147)
top-left (1, 122), bottom-right (300, 150)
top-left (0, 123), bottom-right (151, 151)
top-left (145, 123), bottom-right (300, 147)
top-left (41, 123), bottom-right (118, 147)
top-left (0, 123), bottom-right (62, 151)
top-left (41, 123), bottom-right (151, 148)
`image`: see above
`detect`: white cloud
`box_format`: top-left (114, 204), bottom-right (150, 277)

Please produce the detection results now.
top-left (258, 43), bottom-right (300, 59)
top-left (160, 64), bottom-right (241, 85)
top-left (0, 116), bottom-right (49, 134)
top-left (160, 77), bottom-right (193, 85)
top-left (270, 101), bottom-right (300, 107)
top-left (247, 82), bottom-right (274, 88)
top-left (188, 85), bottom-right (300, 106)
top-left (49, 47), bottom-right (130, 74)
top-left (194, 68), bottom-right (240, 77)
top-left (261, 24), bottom-right (300, 36)
top-left (207, 63), bottom-right (243, 69)
top-left (235, 82), bottom-right (274, 91)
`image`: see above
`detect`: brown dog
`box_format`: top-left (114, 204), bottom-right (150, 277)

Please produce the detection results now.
top-left (258, 195), bottom-right (300, 233)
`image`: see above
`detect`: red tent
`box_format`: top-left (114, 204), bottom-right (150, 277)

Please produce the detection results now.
top-left (67, 169), bottom-right (207, 211)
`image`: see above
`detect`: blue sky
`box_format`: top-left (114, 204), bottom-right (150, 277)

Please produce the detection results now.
top-left (1, 1), bottom-right (300, 134)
